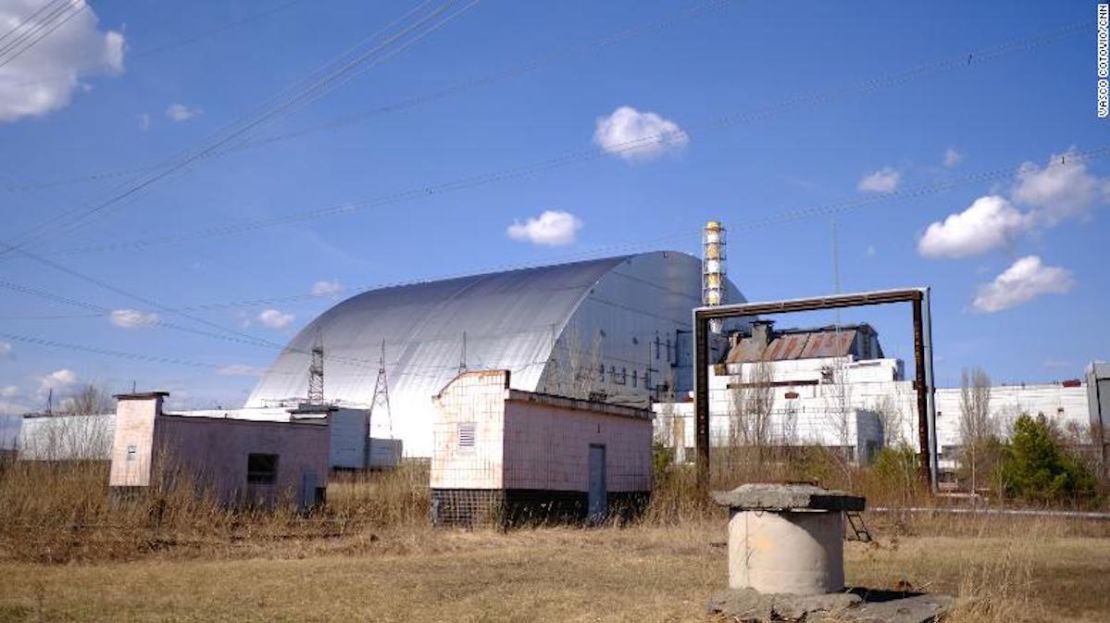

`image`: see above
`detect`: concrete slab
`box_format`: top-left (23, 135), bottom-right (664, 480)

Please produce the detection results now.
top-left (707, 587), bottom-right (955, 623)
top-left (711, 483), bottom-right (866, 512)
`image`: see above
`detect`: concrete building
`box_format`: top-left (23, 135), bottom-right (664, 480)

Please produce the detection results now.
top-left (109, 392), bottom-right (330, 509)
top-left (16, 402), bottom-right (386, 470)
top-left (246, 252), bottom-right (745, 458)
top-left (430, 370), bottom-right (653, 526)
top-left (655, 323), bottom-right (892, 465)
top-left (654, 322), bottom-right (1098, 475)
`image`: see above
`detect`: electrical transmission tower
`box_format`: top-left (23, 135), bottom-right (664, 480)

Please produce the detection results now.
top-left (370, 339), bottom-right (393, 437)
top-left (307, 331), bottom-right (324, 405)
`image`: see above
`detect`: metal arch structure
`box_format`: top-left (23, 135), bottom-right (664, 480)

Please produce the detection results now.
top-left (692, 287), bottom-right (938, 491)
top-left (247, 251), bottom-right (745, 457)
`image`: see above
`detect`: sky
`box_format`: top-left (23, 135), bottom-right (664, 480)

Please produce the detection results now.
top-left (0, 0), bottom-right (1108, 415)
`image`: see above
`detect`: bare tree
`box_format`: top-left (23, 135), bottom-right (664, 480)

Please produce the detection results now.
top-left (728, 358), bottom-right (775, 459)
top-left (544, 324), bottom-right (604, 400)
top-left (819, 357), bottom-right (856, 486)
top-left (58, 384), bottom-right (114, 416)
top-left (873, 393), bottom-right (905, 447)
top-left (959, 367), bottom-right (994, 494)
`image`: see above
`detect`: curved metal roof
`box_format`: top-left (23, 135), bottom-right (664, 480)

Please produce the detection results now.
top-left (245, 251), bottom-right (741, 456)
top-left (245, 255), bottom-right (632, 412)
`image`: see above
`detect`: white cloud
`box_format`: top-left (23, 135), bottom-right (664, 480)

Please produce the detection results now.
top-left (139, 112), bottom-right (150, 130)
top-left (311, 279), bottom-right (344, 297)
top-left (258, 308), bottom-right (294, 329)
top-left (166, 103), bottom-right (201, 122)
top-left (0, 385), bottom-right (18, 398)
top-left (109, 308), bottom-right (160, 328)
top-left (919, 149), bottom-right (1110, 260)
top-left (0, 0), bottom-right (125, 122)
top-left (1042, 359), bottom-right (1071, 369)
top-left (592, 106), bottom-right (688, 162)
top-left (507, 210), bottom-right (583, 246)
top-left (918, 195), bottom-right (1029, 259)
top-left (972, 256), bottom-right (1074, 313)
top-left (857, 167), bottom-right (900, 193)
top-left (943, 147), bottom-right (963, 168)
top-left (38, 368), bottom-right (77, 397)
top-left (1011, 149), bottom-right (1110, 223)
top-left (0, 341), bottom-right (10, 357)
top-left (217, 364), bottom-right (265, 377)
top-left (865, 245), bottom-right (876, 257)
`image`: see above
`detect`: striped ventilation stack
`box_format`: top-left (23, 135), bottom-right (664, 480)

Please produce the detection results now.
top-left (702, 220), bottom-right (726, 333)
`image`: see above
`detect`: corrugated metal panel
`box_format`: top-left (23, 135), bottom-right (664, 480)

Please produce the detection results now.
top-left (328, 408), bottom-right (369, 469)
top-left (246, 252), bottom-right (745, 457)
top-left (800, 329), bottom-right (857, 359)
top-left (246, 256), bottom-right (629, 412)
top-left (18, 414), bottom-right (115, 460)
top-left (368, 438), bottom-right (403, 468)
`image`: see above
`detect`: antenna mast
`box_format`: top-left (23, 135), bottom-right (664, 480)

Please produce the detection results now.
top-left (370, 339), bottom-right (393, 438)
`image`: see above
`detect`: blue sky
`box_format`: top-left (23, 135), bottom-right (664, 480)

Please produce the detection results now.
top-left (0, 0), bottom-right (1107, 413)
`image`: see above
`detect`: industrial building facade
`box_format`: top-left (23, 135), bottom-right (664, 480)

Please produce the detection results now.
top-left (654, 321), bottom-right (1100, 478)
top-left (108, 392), bottom-right (330, 509)
top-left (246, 251), bottom-right (744, 457)
top-left (430, 370), bottom-right (653, 526)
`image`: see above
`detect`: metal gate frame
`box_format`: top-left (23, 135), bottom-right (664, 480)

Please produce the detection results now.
top-left (693, 287), bottom-right (937, 491)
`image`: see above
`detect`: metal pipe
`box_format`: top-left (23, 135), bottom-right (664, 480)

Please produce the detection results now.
top-left (868, 507), bottom-right (1110, 521)
top-left (912, 298), bottom-right (931, 486)
top-left (695, 311), bottom-right (710, 490)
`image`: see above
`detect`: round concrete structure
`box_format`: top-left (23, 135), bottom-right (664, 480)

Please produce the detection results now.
top-left (727, 510), bottom-right (845, 595)
top-left (712, 483), bottom-right (865, 596)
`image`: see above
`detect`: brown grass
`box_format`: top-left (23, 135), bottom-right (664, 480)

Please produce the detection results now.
top-left (0, 522), bottom-right (1107, 622)
top-left (0, 458), bottom-right (1108, 621)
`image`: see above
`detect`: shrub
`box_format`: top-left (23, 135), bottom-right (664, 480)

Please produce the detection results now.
top-left (868, 442), bottom-right (922, 504)
top-left (996, 414), bottom-right (1098, 503)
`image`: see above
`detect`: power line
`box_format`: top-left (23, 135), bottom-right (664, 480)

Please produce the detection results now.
top-left (0, 0), bottom-right (65, 45)
top-left (0, 0), bottom-right (480, 258)
top-left (2, 0), bottom-right (735, 193)
top-left (0, 0), bottom-right (309, 91)
top-left (0, 1), bottom-right (85, 70)
top-left (5, 19), bottom-right (1083, 261)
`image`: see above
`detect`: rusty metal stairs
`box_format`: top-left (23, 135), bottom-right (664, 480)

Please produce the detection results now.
top-left (845, 510), bottom-right (872, 542)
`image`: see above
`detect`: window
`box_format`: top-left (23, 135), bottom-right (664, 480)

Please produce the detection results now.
top-left (247, 453), bottom-right (278, 485)
top-left (457, 422), bottom-right (476, 449)
top-left (632, 371), bottom-right (637, 388)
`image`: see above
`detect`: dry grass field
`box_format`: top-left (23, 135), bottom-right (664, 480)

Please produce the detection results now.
top-left (0, 519), bottom-right (1108, 622)
top-left (0, 461), bottom-right (1107, 622)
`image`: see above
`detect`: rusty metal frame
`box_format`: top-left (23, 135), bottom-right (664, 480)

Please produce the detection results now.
top-left (693, 288), bottom-right (937, 491)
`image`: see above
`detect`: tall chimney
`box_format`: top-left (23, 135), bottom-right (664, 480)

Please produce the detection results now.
top-left (703, 220), bottom-right (727, 333)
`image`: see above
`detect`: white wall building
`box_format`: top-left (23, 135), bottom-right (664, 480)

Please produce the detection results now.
top-left (653, 322), bottom-right (1096, 474)
top-left (431, 370), bottom-right (653, 526)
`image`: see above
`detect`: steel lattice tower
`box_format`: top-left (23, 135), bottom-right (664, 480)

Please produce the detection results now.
top-left (370, 339), bottom-right (393, 437)
top-left (307, 331), bottom-right (325, 405)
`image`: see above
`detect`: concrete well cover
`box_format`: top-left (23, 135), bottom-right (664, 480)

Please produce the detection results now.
top-left (711, 484), bottom-right (865, 512)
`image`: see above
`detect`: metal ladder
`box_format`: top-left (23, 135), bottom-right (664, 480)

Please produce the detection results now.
top-left (845, 511), bottom-right (872, 542)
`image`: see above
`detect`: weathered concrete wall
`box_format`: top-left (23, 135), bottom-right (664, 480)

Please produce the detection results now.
top-left (19, 413), bottom-right (114, 461)
top-left (431, 370), bottom-right (653, 493)
top-left (155, 415), bottom-right (329, 506)
top-left (431, 370), bottom-right (507, 490)
top-left (727, 510), bottom-right (845, 595)
top-left (106, 393), bottom-right (330, 508)
top-left (108, 395), bottom-right (160, 487)
top-left (502, 392), bottom-right (652, 493)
